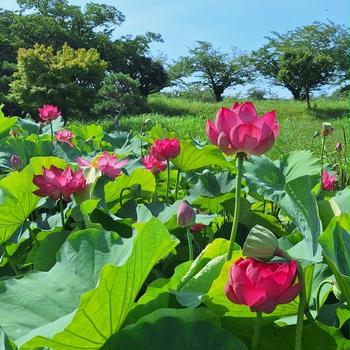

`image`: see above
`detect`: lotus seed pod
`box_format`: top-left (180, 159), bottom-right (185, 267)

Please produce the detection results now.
top-left (321, 122), bottom-right (334, 136)
top-left (243, 225), bottom-right (279, 261)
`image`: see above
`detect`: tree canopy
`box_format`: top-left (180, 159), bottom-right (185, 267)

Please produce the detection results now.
top-left (252, 22), bottom-right (349, 107)
top-left (0, 1), bottom-right (168, 116)
top-left (169, 41), bottom-right (251, 102)
top-left (9, 43), bottom-right (107, 118)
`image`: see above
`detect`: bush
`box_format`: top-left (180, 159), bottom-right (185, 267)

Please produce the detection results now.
top-left (9, 43), bottom-right (107, 119)
top-left (245, 88), bottom-right (266, 100)
top-left (171, 86), bottom-right (216, 103)
top-left (93, 72), bottom-right (147, 124)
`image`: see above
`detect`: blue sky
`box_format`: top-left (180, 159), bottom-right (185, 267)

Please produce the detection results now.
top-left (2, 0), bottom-right (349, 97)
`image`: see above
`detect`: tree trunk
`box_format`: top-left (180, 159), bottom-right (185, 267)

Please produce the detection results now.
top-left (290, 89), bottom-right (301, 100)
top-left (214, 88), bottom-right (223, 102)
top-left (306, 89), bottom-right (311, 109)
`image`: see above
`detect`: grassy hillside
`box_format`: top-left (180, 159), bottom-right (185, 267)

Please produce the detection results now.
top-left (82, 94), bottom-right (349, 159)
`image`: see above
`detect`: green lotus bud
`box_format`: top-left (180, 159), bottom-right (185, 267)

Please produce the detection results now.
top-left (333, 282), bottom-right (342, 301)
top-left (243, 225), bottom-right (279, 261)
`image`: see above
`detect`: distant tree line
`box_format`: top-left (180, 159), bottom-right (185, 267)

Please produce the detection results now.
top-left (169, 22), bottom-right (349, 108)
top-left (0, 0), bottom-right (348, 119)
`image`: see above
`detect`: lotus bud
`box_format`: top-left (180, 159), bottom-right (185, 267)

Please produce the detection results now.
top-left (243, 225), bottom-right (279, 261)
top-left (335, 142), bottom-right (342, 152)
top-left (177, 201), bottom-right (196, 227)
top-left (321, 122), bottom-right (334, 136)
top-left (333, 282), bottom-right (342, 301)
top-left (10, 154), bottom-right (22, 171)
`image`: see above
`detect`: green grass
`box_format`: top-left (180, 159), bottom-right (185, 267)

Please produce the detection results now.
top-left (76, 94), bottom-right (349, 159)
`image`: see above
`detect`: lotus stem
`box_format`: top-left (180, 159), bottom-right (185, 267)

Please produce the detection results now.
top-left (339, 155), bottom-right (343, 189)
top-left (28, 225), bottom-right (40, 246)
top-left (320, 135), bottom-right (326, 175)
top-left (315, 280), bottom-right (334, 315)
top-left (3, 246), bottom-right (18, 276)
top-left (341, 126), bottom-right (348, 164)
top-left (59, 197), bottom-right (65, 227)
top-left (50, 121), bottom-right (54, 142)
top-left (251, 311), bottom-right (262, 350)
top-left (227, 154), bottom-right (244, 261)
top-left (175, 169), bottom-right (181, 200)
top-left (276, 249), bottom-right (306, 350)
top-left (166, 160), bottom-right (170, 204)
top-left (294, 262), bottom-right (306, 350)
top-left (186, 227), bottom-right (194, 261)
top-left (119, 187), bottom-right (130, 207)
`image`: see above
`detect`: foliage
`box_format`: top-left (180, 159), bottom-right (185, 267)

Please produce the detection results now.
top-left (9, 43), bottom-right (107, 119)
top-left (169, 41), bottom-right (251, 101)
top-left (107, 95), bottom-right (349, 160)
top-left (93, 72), bottom-right (147, 123)
top-left (334, 29), bottom-right (350, 86)
top-left (0, 103), bottom-right (348, 349)
top-left (245, 87), bottom-right (267, 100)
top-left (252, 22), bottom-right (349, 107)
top-left (168, 86), bottom-right (217, 102)
top-left (0, 3), bottom-right (167, 115)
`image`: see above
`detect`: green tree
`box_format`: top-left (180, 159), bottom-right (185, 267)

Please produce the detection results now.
top-left (16, 0), bottom-right (125, 35)
top-left (93, 72), bottom-right (146, 126)
top-left (0, 1), bottom-right (167, 112)
top-left (334, 29), bottom-right (349, 87)
top-left (107, 33), bottom-right (168, 96)
top-left (278, 48), bottom-right (334, 108)
top-left (9, 43), bottom-right (107, 119)
top-left (252, 22), bottom-right (348, 107)
top-left (169, 41), bottom-right (250, 102)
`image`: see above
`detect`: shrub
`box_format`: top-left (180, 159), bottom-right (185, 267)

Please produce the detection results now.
top-left (93, 72), bottom-right (147, 125)
top-left (174, 86), bottom-right (216, 103)
top-left (9, 43), bottom-right (107, 119)
top-left (245, 88), bottom-right (266, 100)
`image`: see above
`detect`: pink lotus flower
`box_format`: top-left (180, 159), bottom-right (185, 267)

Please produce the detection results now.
top-left (151, 138), bottom-right (181, 161)
top-left (10, 154), bottom-right (22, 170)
top-left (142, 154), bottom-right (167, 174)
top-left (225, 258), bottom-right (301, 314)
top-left (33, 165), bottom-right (86, 201)
top-left (38, 104), bottom-right (61, 122)
top-left (55, 129), bottom-right (75, 147)
top-left (322, 170), bottom-right (336, 191)
top-left (77, 152), bottom-right (128, 179)
top-left (206, 101), bottom-right (279, 155)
